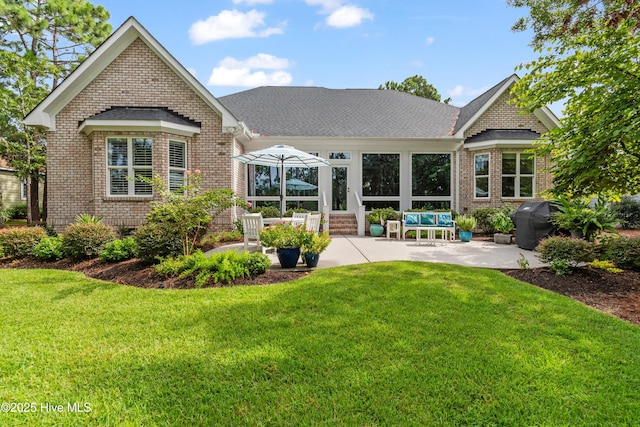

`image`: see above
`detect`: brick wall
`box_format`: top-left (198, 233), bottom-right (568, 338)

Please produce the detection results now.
top-left (459, 85), bottom-right (553, 214)
top-left (47, 38), bottom-right (235, 231)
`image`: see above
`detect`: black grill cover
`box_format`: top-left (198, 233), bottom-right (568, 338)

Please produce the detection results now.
top-left (511, 202), bottom-right (558, 250)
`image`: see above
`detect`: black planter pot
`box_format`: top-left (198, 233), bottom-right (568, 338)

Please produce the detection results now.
top-left (303, 253), bottom-right (320, 268)
top-left (276, 247), bottom-right (301, 268)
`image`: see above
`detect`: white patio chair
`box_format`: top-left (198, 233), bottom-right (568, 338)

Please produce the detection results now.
top-left (305, 213), bottom-right (321, 233)
top-left (242, 213), bottom-right (264, 252)
top-left (291, 212), bottom-right (309, 226)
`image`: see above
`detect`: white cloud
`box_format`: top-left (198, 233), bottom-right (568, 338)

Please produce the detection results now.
top-left (306, 0), bottom-right (373, 28)
top-left (326, 5), bottom-right (373, 28)
top-left (207, 54), bottom-right (293, 87)
top-left (233, 0), bottom-right (272, 4)
top-left (189, 9), bottom-right (284, 44)
top-left (447, 84), bottom-right (492, 106)
top-left (425, 37), bottom-right (435, 45)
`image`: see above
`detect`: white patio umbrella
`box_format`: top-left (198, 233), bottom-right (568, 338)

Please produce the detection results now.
top-left (233, 145), bottom-right (330, 216)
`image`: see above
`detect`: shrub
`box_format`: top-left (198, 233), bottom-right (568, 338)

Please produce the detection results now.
top-left (9, 204), bottom-right (28, 219)
top-left (62, 222), bottom-right (115, 260)
top-left (367, 207), bottom-right (399, 224)
top-left (0, 208), bottom-right (10, 227)
top-left (0, 245), bottom-right (4, 258)
top-left (588, 260), bottom-right (623, 274)
top-left (155, 250), bottom-right (270, 287)
top-left (74, 213), bottom-right (104, 223)
top-left (598, 236), bottom-right (640, 270)
top-left (535, 236), bottom-right (596, 268)
top-left (611, 197), bottom-right (640, 229)
top-left (472, 208), bottom-right (500, 234)
top-left (32, 236), bottom-right (65, 261)
top-left (549, 259), bottom-right (571, 276)
top-left (0, 226), bottom-right (48, 258)
top-left (100, 237), bottom-right (138, 263)
top-left (134, 222), bottom-right (184, 264)
top-left (249, 205), bottom-right (281, 219)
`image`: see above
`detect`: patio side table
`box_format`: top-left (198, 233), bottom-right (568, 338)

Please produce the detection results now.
top-left (386, 220), bottom-right (401, 240)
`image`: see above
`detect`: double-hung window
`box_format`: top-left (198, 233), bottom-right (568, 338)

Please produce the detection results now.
top-left (502, 153), bottom-right (535, 198)
top-left (107, 137), bottom-right (153, 196)
top-left (169, 140), bottom-right (186, 192)
top-left (474, 153), bottom-right (490, 198)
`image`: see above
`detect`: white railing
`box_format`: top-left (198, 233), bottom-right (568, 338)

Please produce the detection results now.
top-left (353, 191), bottom-right (366, 236)
top-left (321, 191), bottom-right (330, 233)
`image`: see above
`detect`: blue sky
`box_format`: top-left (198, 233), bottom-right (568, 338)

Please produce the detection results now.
top-left (96, 0), bottom-right (540, 108)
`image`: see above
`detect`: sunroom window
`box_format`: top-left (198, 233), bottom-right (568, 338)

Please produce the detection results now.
top-left (107, 137), bottom-right (152, 196)
top-left (502, 153), bottom-right (535, 198)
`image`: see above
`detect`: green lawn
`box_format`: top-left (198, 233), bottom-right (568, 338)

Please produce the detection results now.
top-left (1, 262), bottom-right (639, 426)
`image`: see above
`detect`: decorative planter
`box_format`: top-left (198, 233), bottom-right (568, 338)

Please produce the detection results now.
top-left (303, 253), bottom-right (320, 268)
top-left (369, 224), bottom-right (384, 237)
top-left (459, 230), bottom-right (473, 242)
top-left (493, 233), bottom-right (513, 244)
top-left (276, 247), bottom-right (301, 268)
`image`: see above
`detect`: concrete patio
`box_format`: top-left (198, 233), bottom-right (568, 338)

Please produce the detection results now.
top-left (209, 235), bottom-right (544, 270)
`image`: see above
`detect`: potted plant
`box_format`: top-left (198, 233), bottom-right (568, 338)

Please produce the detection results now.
top-left (367, 208), bottom-right (399, 237)
top-left (492, 211), bottom-right (515, 244)
top-left (456, 214), bottom-right (477, 242)
top-left (259, 223), bottom-right (308, 268)
top-left (301, 232), bottom-right (332, 268)
top-left (551, 197), bottom-right (617, 241)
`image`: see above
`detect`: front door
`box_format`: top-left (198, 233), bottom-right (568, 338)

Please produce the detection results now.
top-left (331, 166), bottom-right (349, 212)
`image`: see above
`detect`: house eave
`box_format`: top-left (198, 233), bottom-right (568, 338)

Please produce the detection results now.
top-left (79, 119), bottom-right (201, 137)
top-left (464, 139), bottom-right (541, 151)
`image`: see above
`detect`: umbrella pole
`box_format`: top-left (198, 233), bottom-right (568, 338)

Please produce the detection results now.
top-left (280, 161), bottom-right (284, 218)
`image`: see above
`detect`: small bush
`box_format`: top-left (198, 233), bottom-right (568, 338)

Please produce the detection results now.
top-left (9, 204), bottom-right (28, 219)
top-left (549, 259), bottom-right (572, 276)
top-left (62, 222), bottom-right (115, 260)
top-left (249, 205), bottom-right (281, 219)
top-left (535, 236), bottom-right (596, 267)
top-left (0, 208), bottom-right (10, 227)
top-left (32, 236), bottom-right (65, 261)
top-left (598, 236), bottom-right (640, 270)
top-left (588, 260), bottom-right (623, 274)
top-left (611, 197), bottom-right (640, 229)
top-left (472, 208), bottom-right (500, 234)
top-left (100, 237), bottom-right (138, 263)
top-left (134, 222), bottom-right (183, 264)
top-left (0, 226), bottom-right (48, 258)
top-left (155, 250), bottom-right (271, 286)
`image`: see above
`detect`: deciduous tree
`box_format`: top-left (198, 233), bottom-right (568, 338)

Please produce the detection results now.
top-left (0, 0), bottom-right (111, 224)
top-left (508, 0), bottom-right (640, 198)
top-left (379, 75), bottom-right (451, 103)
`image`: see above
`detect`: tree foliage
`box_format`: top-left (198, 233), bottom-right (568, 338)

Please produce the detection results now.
top-left (508, 0), bottom-right (640, 198)
top-left (0, 0), bottom-right (111, 223)
top-left (379, 75), bottom-right (450, 103)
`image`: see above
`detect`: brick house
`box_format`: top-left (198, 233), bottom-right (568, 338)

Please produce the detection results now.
top-left (25, 17), bottom-right (559, 234)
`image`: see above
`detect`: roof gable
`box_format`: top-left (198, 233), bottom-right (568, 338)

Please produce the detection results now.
top-left (24, 17), bottom-right (239, 131)
top-left (453, 74), bottom-right (559, 138)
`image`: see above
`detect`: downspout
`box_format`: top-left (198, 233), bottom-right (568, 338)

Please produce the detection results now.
top-left (455, 141), bottom-right (464, 213)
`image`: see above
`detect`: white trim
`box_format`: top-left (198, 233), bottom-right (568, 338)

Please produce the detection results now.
top-left (106, 137), bottom-right (153, 197)
top-left (24, 17), bottom-right (240, 131)
top-left (501, 152), bottom-right (536, 199)
top-left (80, 119), bottom-right (201, 137)
top-left (168, 140), bottom-right (187, 192)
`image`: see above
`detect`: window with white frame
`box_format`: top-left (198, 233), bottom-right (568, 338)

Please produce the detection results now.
top-left (502, 153), bottom-right (535, 198)
top-left (474, 153), bottom-right (490, 198)
top-left (21, 180), bottom-right (27, 200)
top-left (169, 140), bottom-right (186, 192)
top-left (107, 137), bottom-right (153, 196)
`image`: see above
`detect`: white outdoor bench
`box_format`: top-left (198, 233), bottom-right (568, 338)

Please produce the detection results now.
top-left (401, 211), bottom-right (456, 245)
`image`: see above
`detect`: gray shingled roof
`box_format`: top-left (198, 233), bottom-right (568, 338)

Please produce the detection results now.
top-left (465, 129), bottom-right (541, 143)
top-left (219, 87), bottom-right (460, 138)
top-left (453, 75), bottom-right (515, 134)
top-left (85, 107), bottom-right (200, 127)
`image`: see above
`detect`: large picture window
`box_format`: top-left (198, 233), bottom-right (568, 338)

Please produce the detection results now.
top-left (412, 154), bottom-right (451, 196)
top-left (169, 140), bottom-right (186, 192)
top-left (362, 153), bottom-right (399, 197)
top-left (107, 137), bottom-right (152, 196)
top-left (502, 153), bottom-right (535, 198)
top-left (474, 153), bottom-right (490, 198)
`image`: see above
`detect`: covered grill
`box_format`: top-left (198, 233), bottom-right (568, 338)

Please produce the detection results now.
top-left (510, 201), bottom-right (558, 250)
